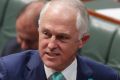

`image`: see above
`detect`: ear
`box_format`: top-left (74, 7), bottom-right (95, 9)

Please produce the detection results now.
top-left (78, 34), bottom-right (90, 48)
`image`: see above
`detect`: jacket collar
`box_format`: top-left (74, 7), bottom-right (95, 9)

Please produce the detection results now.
top-left (24, 50), bottom-right (47, 80)
top-left (76, 55), bottom-right (94, 80)
top-left (24, 51), bottom-right (93, 80)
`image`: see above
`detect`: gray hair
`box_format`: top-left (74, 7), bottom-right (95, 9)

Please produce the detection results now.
top-left (38, 0), bottom-right (89, 39)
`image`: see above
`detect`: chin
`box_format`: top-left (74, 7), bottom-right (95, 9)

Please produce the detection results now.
top-left (44, 60), bottom-right (61, 70)
top-left (44, 60), bottom-right (57, 67)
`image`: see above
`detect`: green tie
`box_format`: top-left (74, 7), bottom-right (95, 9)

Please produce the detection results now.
top-left (49, 72), bottom-right (66, 80)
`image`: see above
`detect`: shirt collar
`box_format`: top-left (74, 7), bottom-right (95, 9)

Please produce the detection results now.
top-left (62, 58), bottom-right (77, 80)
top-left (44, 58), bottom-right (77, 80)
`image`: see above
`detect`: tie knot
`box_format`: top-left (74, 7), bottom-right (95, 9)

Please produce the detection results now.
top-left (49, 72), bottom-right (66, 80)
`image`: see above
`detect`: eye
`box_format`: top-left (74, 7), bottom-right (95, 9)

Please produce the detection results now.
top-left (42, 30), bottom-right (52, 38)
top-left (57, 34), bottom-right (70, 42)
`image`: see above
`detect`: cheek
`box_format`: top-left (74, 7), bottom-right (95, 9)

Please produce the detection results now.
top-left (38, 42), bottom-right (44, 58)
top-left (39, 41), bottom-right (44, 50)
top-left (17, 37), bottom-right (21, 43)
top-left (59, 45), bottom-right (77, 66)
top-left (61, 43), bottom-right (78, 55)
top-left (39, 39), bottom-right (48, 52)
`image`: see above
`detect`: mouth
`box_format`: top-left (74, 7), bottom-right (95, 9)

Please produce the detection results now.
top-left (45, 52), bottom-right (60, 57)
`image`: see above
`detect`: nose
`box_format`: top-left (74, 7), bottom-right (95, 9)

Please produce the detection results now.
top-left (21, 42), bottom-right (29, 50)
top-left (47, 36), bottom-right (58, 50)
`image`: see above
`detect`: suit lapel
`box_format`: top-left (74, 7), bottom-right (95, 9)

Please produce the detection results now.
top-left (76, 55), bottom-right (93, 80)
top-left (24, 51), bottom-right (47, 80)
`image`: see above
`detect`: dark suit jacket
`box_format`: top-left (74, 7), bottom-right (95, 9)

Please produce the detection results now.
top-left (0, 50), bottom-right (119, 80)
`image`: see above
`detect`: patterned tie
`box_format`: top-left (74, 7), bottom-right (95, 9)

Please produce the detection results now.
top-left (48, 72), bottom-right (66, 80)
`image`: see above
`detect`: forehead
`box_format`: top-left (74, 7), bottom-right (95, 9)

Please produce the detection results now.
top-left (39, 4), bottom-right (78, 33)
top-left (41, 3), bottom-right (77, 22)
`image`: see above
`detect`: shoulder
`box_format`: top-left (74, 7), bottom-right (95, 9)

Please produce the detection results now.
top-left (0, 50), bottom-right (39, 79)
top-left (77, 56), bottom-right (120, 80)
top-left (0, 50), bottom-right (39, 64)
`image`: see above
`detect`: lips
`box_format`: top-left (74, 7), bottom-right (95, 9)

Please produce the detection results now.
top-left (45, 51), bottom-right (60, 57)
top-left (44, 48), bottom-right (61, 56)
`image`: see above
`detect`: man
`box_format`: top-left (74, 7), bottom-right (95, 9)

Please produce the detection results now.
top-left (0, 0), bottom-right (119, 80)
top-left (1, 1), bottom-right (44, 56)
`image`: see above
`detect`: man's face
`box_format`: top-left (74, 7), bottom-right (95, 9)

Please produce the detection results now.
top-left (38, 7), bottom-right (82, 71)
top-left (16, 17), bottom-right (38, 50)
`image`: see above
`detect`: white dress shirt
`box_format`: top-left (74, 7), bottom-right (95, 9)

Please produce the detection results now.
top-left (44, 58), bottom-right (77, 80)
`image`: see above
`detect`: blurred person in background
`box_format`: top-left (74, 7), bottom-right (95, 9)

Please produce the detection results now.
top-left (1, 1), bottom-right (44, 56)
